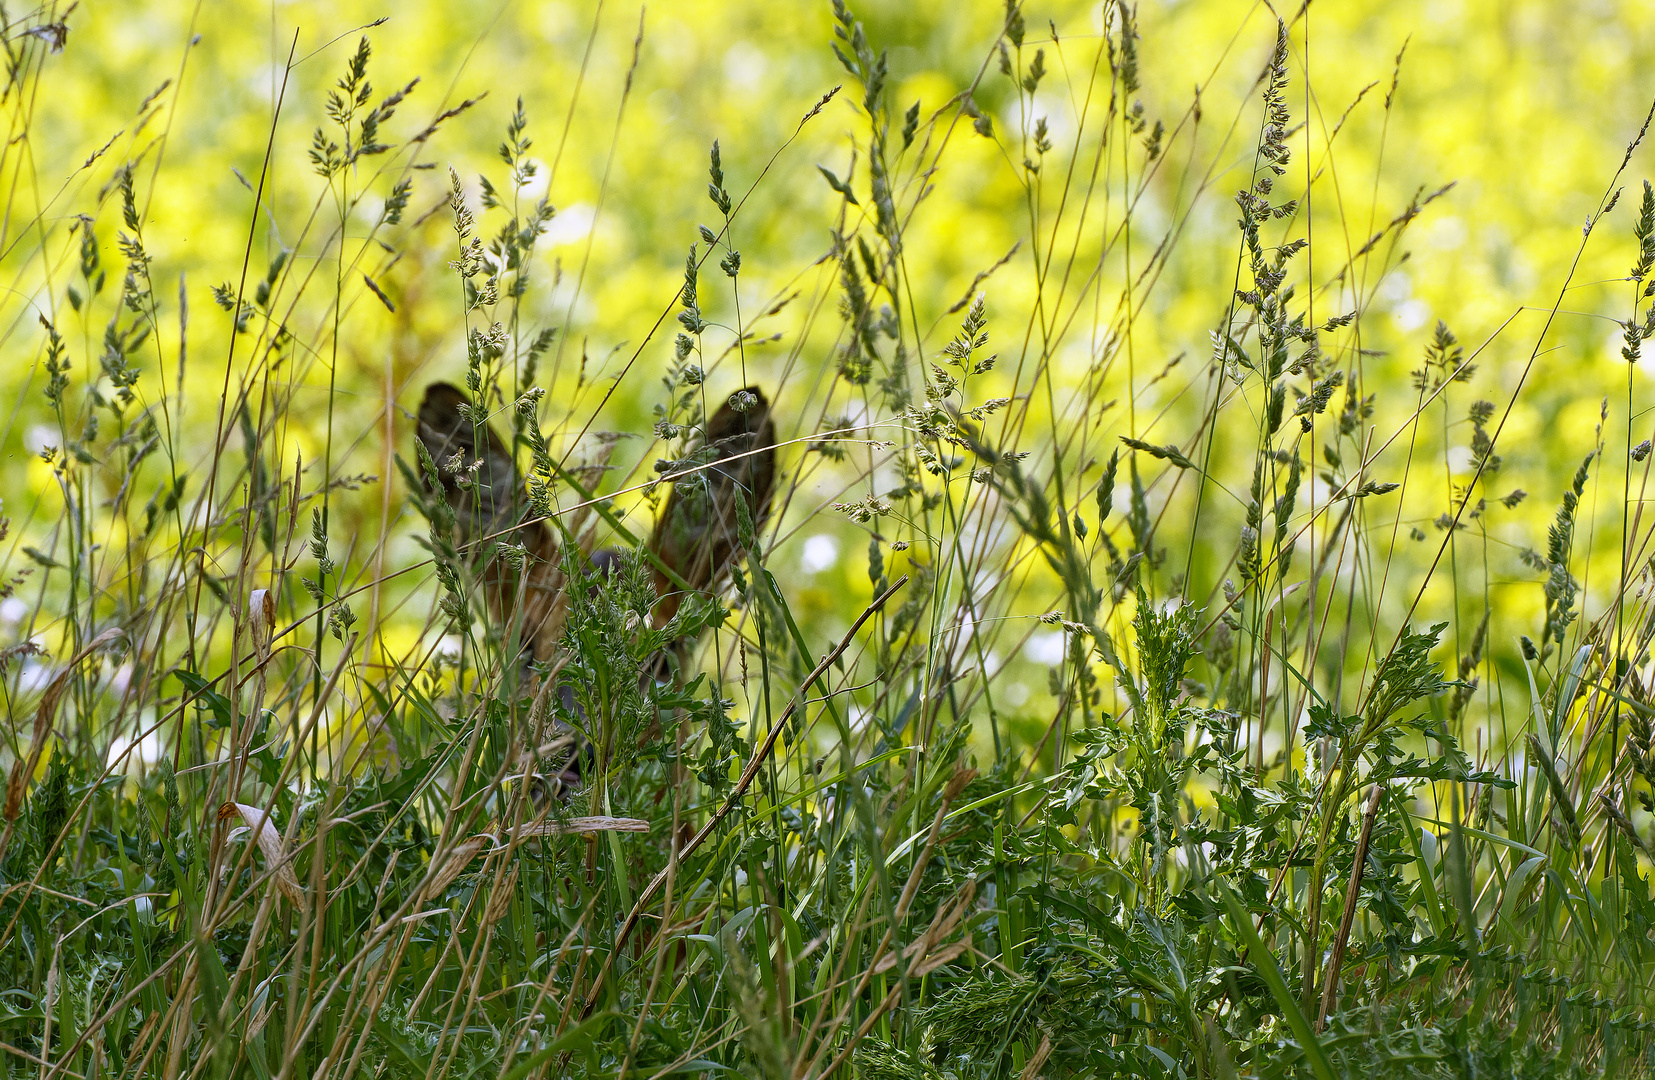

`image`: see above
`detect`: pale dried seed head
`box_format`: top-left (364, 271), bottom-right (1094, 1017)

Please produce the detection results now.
top-left (423, 835), bottom-right (488, 902)
top-left (484, 864), bottom-right (519, 925)
top-left (5, 627), bottom-right (124, 820)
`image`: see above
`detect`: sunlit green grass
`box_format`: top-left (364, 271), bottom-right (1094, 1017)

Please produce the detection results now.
top-left (6, 0), bottom-right (1655, 1076)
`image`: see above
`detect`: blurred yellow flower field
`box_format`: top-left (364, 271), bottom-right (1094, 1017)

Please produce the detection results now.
top-left (6, 0), bottom-right (1655, 1074)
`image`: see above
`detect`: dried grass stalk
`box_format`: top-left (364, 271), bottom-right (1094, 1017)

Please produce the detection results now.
top-left (4, 627), bottom-right (124, 820)
top-left (484, 864), bottom-right (519, 925)
top-left (421, 818), bottom-right (649, 902)
top-left (509, 816), bottom-right (650, 838)
top-left (1018, 1031), bottom-right (1053, 1080)
top-left (423, 836), bottom-right (488, 901)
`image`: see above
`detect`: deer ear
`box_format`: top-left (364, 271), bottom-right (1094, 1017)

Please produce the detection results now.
top-left (646, 387), bottom-right (777, 625)
top-left (416, 382), bottom-right (521, 550)
top-left (416, 381), bottom-right (567, 668)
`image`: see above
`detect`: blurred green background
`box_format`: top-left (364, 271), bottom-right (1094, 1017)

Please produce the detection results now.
top-left (6, 0), bottom-right (1655, 739)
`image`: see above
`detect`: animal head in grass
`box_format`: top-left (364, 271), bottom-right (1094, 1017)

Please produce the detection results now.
top-left (412, 381), bottom-right (777, 662)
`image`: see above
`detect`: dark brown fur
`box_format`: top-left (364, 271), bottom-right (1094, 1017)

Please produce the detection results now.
top-left (414, 381), bottom-right (776, 658)
top-left (416, 382), bottom-right (567, 665)
top-left (646, 388), bottom-right (776, 626)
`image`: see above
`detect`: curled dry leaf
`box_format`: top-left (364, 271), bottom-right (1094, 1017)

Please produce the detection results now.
top-left (219, 801), bottom-right (304, 905)
top-left (248, 587), bottom-right (275, 658)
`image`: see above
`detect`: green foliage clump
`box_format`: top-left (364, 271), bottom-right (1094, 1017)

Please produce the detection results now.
top-left (6, 1), bottom-right (1655, 1077)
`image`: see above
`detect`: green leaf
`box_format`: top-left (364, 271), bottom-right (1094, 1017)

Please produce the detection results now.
top-left (375, 1018), bottom-right (425, 1071)
top-left (816, 164), bottom-right (859, 205)
top-left (174, 669), bottom-right (233, 729)
top-left (1214, 877), bottom-right (1336, 1080)
top-left (499, 1012), bottom-right (618, 1080)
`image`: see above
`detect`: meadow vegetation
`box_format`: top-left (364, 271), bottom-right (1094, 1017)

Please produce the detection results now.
top-left (6, 0), bottom-right (1655, 1076)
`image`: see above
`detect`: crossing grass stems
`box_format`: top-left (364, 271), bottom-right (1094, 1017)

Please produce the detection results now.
top-left (5, 1), bottom-right (1655, 1077)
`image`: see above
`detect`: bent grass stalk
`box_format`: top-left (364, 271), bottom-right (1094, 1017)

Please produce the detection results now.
top-left (2, 3), bottom-right (1655, 1078)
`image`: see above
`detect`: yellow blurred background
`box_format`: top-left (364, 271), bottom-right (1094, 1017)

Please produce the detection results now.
top-left (5, 0), bottom-right (1655, 742)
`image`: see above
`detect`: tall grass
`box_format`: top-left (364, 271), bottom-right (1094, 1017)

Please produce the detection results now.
top-left (4, 0), bottom-right (1655, 1077)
